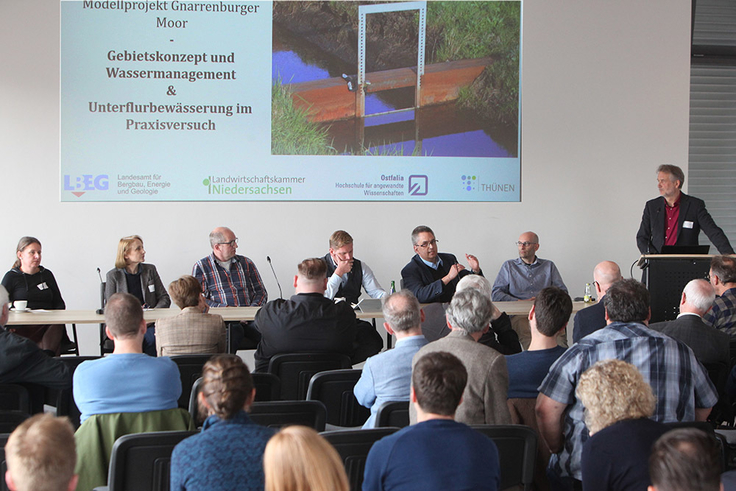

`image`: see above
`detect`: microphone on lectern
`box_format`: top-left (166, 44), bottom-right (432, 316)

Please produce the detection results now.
top-left (267, 256), bottom-right (283, 299)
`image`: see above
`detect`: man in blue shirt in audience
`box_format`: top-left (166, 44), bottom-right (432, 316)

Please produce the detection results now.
top-left (354, 290), bottom-right (427, 428)
top-left (362, 351), bottom-right (500, 491)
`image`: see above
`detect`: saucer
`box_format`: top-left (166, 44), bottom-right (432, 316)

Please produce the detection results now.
top-left (11, 308), bottom-right (30, 312)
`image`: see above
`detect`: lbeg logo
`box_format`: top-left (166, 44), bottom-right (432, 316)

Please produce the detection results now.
top-left (63, 175), bottom-right (109, 197)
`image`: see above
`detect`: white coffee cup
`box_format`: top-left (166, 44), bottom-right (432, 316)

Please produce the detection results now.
top-left (13, 300), bottom-right (27, 311)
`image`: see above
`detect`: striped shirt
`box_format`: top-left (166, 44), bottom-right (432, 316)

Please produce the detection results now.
top-left (192, 254), bottom-right (267, 308)
top-left (539, 322), bottom-right (718, 480)
top-left (703, 287), bottom-right (736, 339)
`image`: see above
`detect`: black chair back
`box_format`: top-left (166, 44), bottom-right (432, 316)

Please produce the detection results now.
top-left (0, 385), bottom-right (31, 413)
top-left (105, 430), bottom-right (198, 491)
top-left (470, 424), bottom-right (538, 491)
top-left (306, 369), bottom-right (369, 427)
top-left (249, 401), bottom-right (327, 431)
top-left (170, 355), bottom-right (212, 409)
top-left (268, 352), bottom-right (352, 400)
top-left (321, 427), bottom-right (399, 491)
top-left (100, 281), bottom-right (113, 355)
top-left (0, 412), bottom-right (30, 434)
top-left (375, 400), bottom-right (410, 428)
top-left (0, 433), bottom-right (10, 491)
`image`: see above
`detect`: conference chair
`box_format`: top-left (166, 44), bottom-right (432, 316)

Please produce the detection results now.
top-left (248, 400), bottom-right (327, 431)
top-left (507, 397), bottom-right (552, 491)
top-left (470, 424), bottom-right (538, 491)
top-left (60, 324), bottom-right (80, 356)
top-left (0, 433), bottom-right (10, 491)
top-left (306, 369), bottom-right (369, 428)
top-left (75, 407), bottom-right (195, 491)
top-left (0, 411), bottom-right (30, 434)
top-left (188, 374), bottom-right (282, 427)
top-left (321, 427), bottom-right (400, 491)
top-left (93, 430), bottom-right (198, 491)
top-left (170, 354), bottom-right (212, 409)
top-left (52, 355), bottom-right (102, 429)
top-left (0, 384), bottom-right (31, 413)
top-left (375, 400), bottom-right (410, 428)
top-left (267, 352), bottom-right (352, 400)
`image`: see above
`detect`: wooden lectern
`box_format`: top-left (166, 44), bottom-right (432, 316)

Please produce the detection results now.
top-left (640, 254), bottom-right (712, 323)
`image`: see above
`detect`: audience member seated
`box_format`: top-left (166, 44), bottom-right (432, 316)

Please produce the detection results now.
top-left (572, 261), bottom-right (622, 343)
top-left (193, 226), bottom-right (267, 352)
top-left (1, 236), bottom-right (67, 355)
top-left (410, 289), bottom-right (511, 425)
top-left (456, 275), bottom-right (521, 354)
top-left (650, 279), bottom-right (729, 366)
top-left (354, 290), bottom-right (428, 428)
top-left (73, 293), bottom-right (181, 423)
top-left (0, 285), bottom-right (71, 409)
top-left (254, 258), bottom-right (357, 372)
top-left (322, 229), bottom-right (384, 359)
top-left (704, 255), bottom-right (736, 339)
top-left (492, 231), bottom-right (568, 349)
top-left (363, 351), bottom-right (500, 491)
top-left (4, 414), bottom-right (78, 491)
top-left (648, 428), bottom-right (722, 491)
top-left (155, 275), bottom-right (226, 356)
top-left (506, 286), bottom-right (571, 491)
top-left (577, 359), bottom-right (668, 491)
top-left (105, 234), bottom-right (171, 356)
top-left (263, 425), bottom-right (349, 491)
top-left (171, 354), bottom-right (275, 491)
top-left (401, 225), bottom-right (482, 304)
top-left (537, 279), bottom-right (718, 491)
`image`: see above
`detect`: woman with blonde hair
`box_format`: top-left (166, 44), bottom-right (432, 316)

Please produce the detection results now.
top-left (105, 235), bottom-right (169, 355)
top-left (264, 425), bottom-right (349, 491)
top-left (577, 359), bottom-right (669, 491)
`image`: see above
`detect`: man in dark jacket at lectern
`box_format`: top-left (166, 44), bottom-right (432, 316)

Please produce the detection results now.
top-left (636, 164), bottom-right (733, 254)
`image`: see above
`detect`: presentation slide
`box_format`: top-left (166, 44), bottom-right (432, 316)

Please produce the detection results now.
top-left (60, 0), bottom-right (521, 202)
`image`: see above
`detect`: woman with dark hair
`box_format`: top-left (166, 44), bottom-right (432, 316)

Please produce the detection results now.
top-left (105, 235), bottom-right (170, 355)
top-left (170, 355), bottom-right (275, 491)
top-left (1, 236), bottom-right (66, 354)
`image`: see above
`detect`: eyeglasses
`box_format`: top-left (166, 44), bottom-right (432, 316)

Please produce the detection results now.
top-left (416, 239), bottom-right (439, 248)
top-left (516, 241), bottom-right (538, 247)
top-left (219, 238), bottom-right (239, 247)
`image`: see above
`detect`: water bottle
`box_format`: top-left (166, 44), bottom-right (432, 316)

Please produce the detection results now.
top-left (390, 280), bottom-right (396, 294)
top-left (584, 283), bottom-right (593, 303)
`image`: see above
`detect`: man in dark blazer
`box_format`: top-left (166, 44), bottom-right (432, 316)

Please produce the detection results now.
top-left (572, 261), bottom-right (622, 343)
top-left (401, 225), bottom-right (482, 304)
top-left (649, 279), bottom-right (728, 366)
top-left (636, 164), bottom-right (733, 254)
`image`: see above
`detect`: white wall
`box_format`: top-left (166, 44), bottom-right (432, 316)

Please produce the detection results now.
top-left (0, 0), bottom-right (692, 355)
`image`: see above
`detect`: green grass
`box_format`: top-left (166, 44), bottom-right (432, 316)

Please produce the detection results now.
top-left (271, 79), bottom-right (337, 155)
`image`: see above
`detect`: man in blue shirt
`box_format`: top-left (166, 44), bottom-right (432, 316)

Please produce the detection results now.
top-left (74, 293), bottom-right (181, 423)
top-left (362, 351), bottom-right (500, 491)
top-left (354, 290), bottom-right (427, 428)
top-left (492, 231), bottom-right (567, 349)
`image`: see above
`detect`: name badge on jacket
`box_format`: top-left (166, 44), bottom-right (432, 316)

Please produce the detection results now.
top-left (148, 285), bottom-right (155, 293)
top-left (37, 282), bottom-right (48, 290)
top-left (683, 221), bottom-right (694, 229)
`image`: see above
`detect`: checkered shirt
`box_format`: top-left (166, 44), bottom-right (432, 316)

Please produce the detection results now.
top-left (703, 287), bottom-right (736, 339)
top-left (192, 253), bottom-right (267, 308)
top-left (539, 322), bottom-right (718, 480)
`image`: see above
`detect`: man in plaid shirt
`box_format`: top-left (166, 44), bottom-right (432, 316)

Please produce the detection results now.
top-left (704, 255), bottom-right (736, 339)
top-left (536, 279), bottom-right (717, 491)
top-left (193, 227), bottom-right (267, 352)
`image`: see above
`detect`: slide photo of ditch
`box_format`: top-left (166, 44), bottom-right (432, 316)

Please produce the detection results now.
top-left (272, 1), bottom-right (520, 157)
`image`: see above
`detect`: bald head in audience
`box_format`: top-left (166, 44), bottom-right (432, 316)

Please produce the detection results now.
top-left (679, 279), bottom-right (715, 316)
top-left (593, 261), bottom-right (622, 299)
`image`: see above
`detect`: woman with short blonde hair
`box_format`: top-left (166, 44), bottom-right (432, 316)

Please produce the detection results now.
top-left (264, 425), bottom-right (349, 491)
top-left (577, 359), bottom-right (668, 491)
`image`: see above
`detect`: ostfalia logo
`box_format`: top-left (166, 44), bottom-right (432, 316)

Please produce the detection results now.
top-left (461, 175), bottom-right (476, 191)
top-left (408, 175), bottom-right (428, 196)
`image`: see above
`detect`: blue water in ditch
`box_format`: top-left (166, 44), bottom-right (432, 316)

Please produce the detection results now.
top-left (273, 47), bottom-right (515, 157)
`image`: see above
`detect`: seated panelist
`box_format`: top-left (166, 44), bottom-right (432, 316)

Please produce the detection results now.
top-left (1, 236), bottom-right (67, 355)
top-left (105, 235), bottom-right (170, 356)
